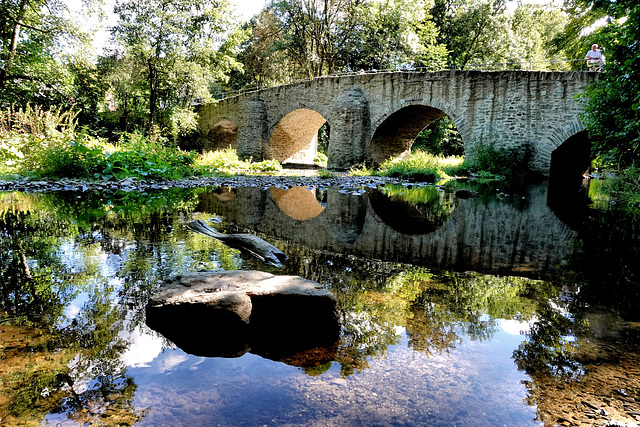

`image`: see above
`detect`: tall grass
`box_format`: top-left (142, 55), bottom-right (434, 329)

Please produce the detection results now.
top-left (466, 143), bottom-right (535, 182)
top-left (349, 151), bottom-right (466, 181)
top-left (195, 148), bottom-right (281, 175)
top-left (1, 104), bottom-right (283, 180)
top-left (1, 104), bottom-right (80, 175)
top-left (602, 166), bottom-right (640, 208)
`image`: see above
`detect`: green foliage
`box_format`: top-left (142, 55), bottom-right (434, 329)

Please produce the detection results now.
top-left (314, 151), bottom-right (328, 166)
top-left (0, 104), bottom-right (79, 172)
top-left (413, 116), bottom-right (463, 156)
top-left (582, 2), bottom-right (640, 169)
top-left (112, 0), bottom-right (244, 126)
top-left (89, 133), bottom-right (197, 181)
top-left (465, 142), bottom-right (534, 182)
top-left (348, 163), bottom-right (374, 176)
top-left (0, 0), bottom-right (95, 106)
top-left (374, 150), bottom-right (466, 181)
top-left (601, 167), bottom-right (640, 208)
top-left (195, 148), bottom-right (282, 175)
top-left (0, 107), bottom-right (201, 180)
top-left (345, 0), bottom-right (448, 71)
top-left (169, 106), bottom-right (200, 145)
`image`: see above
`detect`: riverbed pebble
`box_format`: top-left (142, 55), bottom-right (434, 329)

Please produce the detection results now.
top-left (0, 174), bottom-right (432, 194)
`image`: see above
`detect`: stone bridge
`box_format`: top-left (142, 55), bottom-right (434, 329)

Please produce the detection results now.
top-left (198, 70), bottom-right (597, 176)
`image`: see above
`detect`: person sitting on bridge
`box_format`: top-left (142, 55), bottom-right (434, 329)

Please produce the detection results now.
top-left (585, 44), bottom-right (605, 71)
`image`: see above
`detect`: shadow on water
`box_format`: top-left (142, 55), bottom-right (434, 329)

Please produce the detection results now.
top-left (0, 179), bottom-right (639, 425)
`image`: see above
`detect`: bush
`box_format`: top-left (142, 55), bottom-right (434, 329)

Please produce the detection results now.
top-left (375, 151), bottom-right (466, 181)
top-left (0, 104), bottom-right (79, 173)
top-left (195, 148), bottom-right (281, 175)
top-left (602, 166), bottom-right (640, 208)
top-left (412, 117), bottom-right (464, 156)
top-left (465, 143), bottom-right (534, 182)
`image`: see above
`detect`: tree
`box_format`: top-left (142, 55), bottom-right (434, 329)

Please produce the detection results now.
top-left (486, 4), bottom-right (568, 69)
top-left (229, 8), bottom-right (293, 90)
top-left (431, 0), bottom-right (507, 68)
top-left (0, 0), bottom-right (95, 105)
top-left (269, 0), bottom-right (368, 78)
top-left (344, 0), bottom-right (448, 71)
top-left (582, 0), bottom-right (640, 168)
top-left (112, 0), bottom-right (244, 128)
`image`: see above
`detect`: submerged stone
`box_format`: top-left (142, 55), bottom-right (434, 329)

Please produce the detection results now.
top-left (146, 270), bottom-right (341, 364)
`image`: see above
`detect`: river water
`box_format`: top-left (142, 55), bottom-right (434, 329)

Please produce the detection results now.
top-left (0, 179), bottom-right (639, 426)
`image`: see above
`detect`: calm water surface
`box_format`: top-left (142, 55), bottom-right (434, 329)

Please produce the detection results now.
top-left (1, 179), bottom-right (639, 426)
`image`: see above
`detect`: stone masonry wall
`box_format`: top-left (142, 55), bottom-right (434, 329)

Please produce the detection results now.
top-left (198, 71), bottom-right (596, 176)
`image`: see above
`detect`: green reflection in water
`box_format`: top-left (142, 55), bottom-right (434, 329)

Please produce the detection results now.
top-left (375, 184), bottom-right (457, 234)
top-left (278, 246), bottom-right (553, 378)
top-left (1, 185), bottom-right (639, 426)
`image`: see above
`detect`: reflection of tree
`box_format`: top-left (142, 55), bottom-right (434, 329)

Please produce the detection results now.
top-left (385, 185), bottom-right (456, 219)
top-left (0, 193), bottom-right (174, 424)
top-left (513, 301), bottom-right (586, 380)
top-left (559, 207), bottom-right (640, 321)
top-left (0, 208), bottom-right (79, 325)
top-left (403, 271), bottom-right (543, 356)
top-left (369, 186), bottom-right (457, 235)
top-left (278, 244), bottom-right (547, 376)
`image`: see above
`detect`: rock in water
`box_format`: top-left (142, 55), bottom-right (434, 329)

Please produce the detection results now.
top-left (146, 270), bottom-right (341, 364)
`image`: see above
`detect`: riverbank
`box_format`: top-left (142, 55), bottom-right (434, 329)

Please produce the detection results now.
top-left (0, 172), bottom-right (411, 194)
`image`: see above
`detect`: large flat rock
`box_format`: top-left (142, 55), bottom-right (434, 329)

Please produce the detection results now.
top-left (146, 270), bottom-right (341, 365)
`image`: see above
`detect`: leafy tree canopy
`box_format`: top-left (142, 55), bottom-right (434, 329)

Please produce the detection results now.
top-left (0, 0), bottom-right (99, 105)
top-left (111, 0), bottom-right (245, 127)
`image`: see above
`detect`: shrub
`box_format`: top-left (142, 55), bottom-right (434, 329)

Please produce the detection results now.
top-left (0, 104), bottom-right (79, 173)
top-left (465, 143), bottom-right (534, 182)
top-left (314, 152), bottom-right (328, 166)
top-left (195, 148), bottom-right (281, 175)
top-left (602, 166), bottom-right (640, 208)
top-left (375, 151), bottom-right (466, 181)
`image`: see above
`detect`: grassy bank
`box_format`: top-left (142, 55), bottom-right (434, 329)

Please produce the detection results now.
top-left (0, 106), bottom-right (280, 180)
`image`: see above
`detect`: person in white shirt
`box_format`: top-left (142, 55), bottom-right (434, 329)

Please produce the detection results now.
top-left (585, 44), bottom-right (605, 71)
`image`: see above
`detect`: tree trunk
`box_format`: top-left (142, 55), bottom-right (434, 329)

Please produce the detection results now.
top-left (148, 58), bottom-right (158, 128)
top-left (0, 0), bottom-right (29, 90)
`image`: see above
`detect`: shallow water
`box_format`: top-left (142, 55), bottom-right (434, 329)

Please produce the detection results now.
top-left (1, 179), bottom-right (639, 426)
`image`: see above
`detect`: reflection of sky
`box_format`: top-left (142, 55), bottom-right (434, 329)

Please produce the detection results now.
top-left (120, 325), bottom-right (165, 368)
top-left (126, 328), bottom-right (537, 426)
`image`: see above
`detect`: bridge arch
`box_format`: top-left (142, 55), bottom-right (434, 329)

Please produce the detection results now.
top-left (267, 106), bottom-right (328, 165)
top-left (533, 119), bottom-right (586, 176)
top-left (204, 119), bottom-right (238, 151)
top-left (368, 100), bottom-right (465, 165)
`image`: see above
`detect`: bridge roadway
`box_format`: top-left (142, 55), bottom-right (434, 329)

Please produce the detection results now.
top-left (198, 70), bottom-right (597, 176)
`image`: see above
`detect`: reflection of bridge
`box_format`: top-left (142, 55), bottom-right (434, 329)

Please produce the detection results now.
top-left (199, 71), bottom-right (596, 176)
top-left (197, 184), bottom-right (577, 279)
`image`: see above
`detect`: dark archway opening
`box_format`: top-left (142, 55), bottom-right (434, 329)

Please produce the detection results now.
top-left (548, 130), bottom-right (591, 205)
top-left (205, 120), bottom-right (238, 152)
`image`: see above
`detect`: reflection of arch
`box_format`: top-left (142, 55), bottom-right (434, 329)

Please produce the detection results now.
top-left (268, 108), bottom-right (327, 164)
top-left (212, 188), bottom-right (237, 202)
top-left (269, 186), bottom-right (324, 221)
top-left (367, 188), bottom-right (456, 235)
top-left (205, 120), bottom-right (238, 151)
top-left (368, 105), bottom-right (447, 165)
